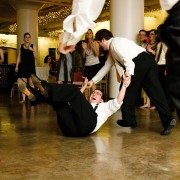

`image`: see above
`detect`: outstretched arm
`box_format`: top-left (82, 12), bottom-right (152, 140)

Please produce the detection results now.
top-left (88, 55), bottom-right (113, 87)
top-left (117, 74), bottom-right (130, 104)
top-left (80, 77), bottom-right (89, 93)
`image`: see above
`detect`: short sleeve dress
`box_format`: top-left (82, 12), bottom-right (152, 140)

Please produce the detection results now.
top-left (18, 44), bottom-right (36, 78)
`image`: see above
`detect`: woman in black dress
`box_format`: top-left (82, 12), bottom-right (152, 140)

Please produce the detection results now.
top-left (15, 32), bottom-right (37, 103)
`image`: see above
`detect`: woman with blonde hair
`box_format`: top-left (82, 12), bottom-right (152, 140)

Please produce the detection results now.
top-left (82, 29), bottom-right (100, 97)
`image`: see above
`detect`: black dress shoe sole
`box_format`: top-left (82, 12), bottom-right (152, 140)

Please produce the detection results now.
top-left (161, 119), bottom-right (176, 135)
top-left (117, 120), bottom-right (137, 127)
top-left (31, 74), bottom-right (48, 97)
top-left (18, 78), bottom-right (36, 101)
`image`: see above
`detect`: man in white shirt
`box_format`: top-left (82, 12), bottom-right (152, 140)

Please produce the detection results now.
top-left (17, 74), bottom-right (130, 137)
top-left (158, 0), bottom-right (180, 119)
top-left (57, 0), bottom-right (176, 135)
top-left (88, 29), bottom-right (176, 135)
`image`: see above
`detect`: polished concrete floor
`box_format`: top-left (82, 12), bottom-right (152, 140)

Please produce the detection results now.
top-left (0, 92), bottom-right (180, 180)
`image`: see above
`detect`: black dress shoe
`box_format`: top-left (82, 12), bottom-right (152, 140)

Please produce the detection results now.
top-left (161, 119), bottom-right (176, 135)
top-left (17, 78), bottom-right (44, 106)
top-left (117, 120), bottom-right (137, 127)
top-left (31, 74), bottom-right (48, 97)
top-left (17, 78), bottom-right (35, 101)
top-left (26, 85), bottom-right (44, 106)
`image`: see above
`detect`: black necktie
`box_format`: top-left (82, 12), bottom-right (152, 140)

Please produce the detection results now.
top-left (93, 104), bottom-right (99, 111)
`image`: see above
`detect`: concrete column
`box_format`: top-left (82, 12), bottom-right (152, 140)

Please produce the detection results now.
top-left (109, 0), bottom-right (144, 98)
top-left (9, 0), bottom-right (43, 62)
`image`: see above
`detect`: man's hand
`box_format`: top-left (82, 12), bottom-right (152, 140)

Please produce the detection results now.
top-left (124, 69), bottom-right (131, 77)
top-left (58, 42), bottom-right (75, 54)
top-left (80, 77), bottom-right (89, 93)
top-left (123, 74), bottom-right (131, 88)
top-left (88, 80), bottom-right (94, 88)
top-left (82, 77), bottom-right (89, 87)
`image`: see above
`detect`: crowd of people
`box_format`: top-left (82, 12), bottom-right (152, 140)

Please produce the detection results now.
top-left (137, 28), bottom-right (172, 111)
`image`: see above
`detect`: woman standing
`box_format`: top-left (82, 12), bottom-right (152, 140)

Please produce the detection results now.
top-left (82, 29), bottom-right (100, 93)
top-left (15, 32), bottom-right (37, 103)
top-left (146, 29), bottom-right (159, 57)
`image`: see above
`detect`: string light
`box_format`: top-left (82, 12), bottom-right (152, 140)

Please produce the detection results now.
top-left (9, 23), bottom-right (17, 33)
top-left (144, 9), bottom-right (167, 18)
top-left (9, 0), bottom-right (110, 34)
top-left (49, 30), bottom-right (63, 38)
top-left (9, 1), bottom-right (167, 35)
top-left (38, 6), bottom-right (72, 25)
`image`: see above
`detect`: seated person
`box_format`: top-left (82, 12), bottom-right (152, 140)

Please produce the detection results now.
top-left (17, 74), bottom-right (130, 137)
top-left (43, 55), bottom-right (52, 68)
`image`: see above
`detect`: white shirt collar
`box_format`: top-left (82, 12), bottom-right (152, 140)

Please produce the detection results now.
top-left (107, 38), bottom-right (113, 50)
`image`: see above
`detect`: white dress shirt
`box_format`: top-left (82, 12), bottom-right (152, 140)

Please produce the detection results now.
top-left (92, 37), bottom-right (145, 84)
top-left (62, 0), bottom-right (105, 45)
top-left (91, 99), bottom-right (123, 133)
top-left (160, 0), bottom-right (179, 10)
top-left (155, 42), bottom-right (168, 65)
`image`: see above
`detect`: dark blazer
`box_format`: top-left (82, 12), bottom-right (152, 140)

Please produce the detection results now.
top-left (159, 0), bottom-right (180, 112)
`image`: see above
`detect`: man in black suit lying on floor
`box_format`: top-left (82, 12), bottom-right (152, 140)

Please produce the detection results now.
top-left (17, 74), bottom-right (130, 137)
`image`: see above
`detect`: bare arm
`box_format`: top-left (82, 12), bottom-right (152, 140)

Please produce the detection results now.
top-left (92, 41), bottom-right (99, 56)
top-left (80, 77), bottom-right (89, 93)
top-left (30, 45), bottom-right (37, 60)
top-left (117, 74), bottom-right (130, 104)
top-left (88, 55), bottom-right (113, 87)
top-left (15, 47), bottom-right (21, 72)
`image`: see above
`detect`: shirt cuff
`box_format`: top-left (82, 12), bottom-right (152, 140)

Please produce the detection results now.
top-left (114, 98), bottom-right (123, 107)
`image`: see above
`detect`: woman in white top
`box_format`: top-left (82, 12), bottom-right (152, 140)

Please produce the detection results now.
top-left (82, 29), bottom-right (100, 90)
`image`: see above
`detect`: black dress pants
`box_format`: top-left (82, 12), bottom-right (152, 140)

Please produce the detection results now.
top-left (47, 84), bottom-right (97, 137)
top-left (121, 52), bottom-right (172, 128)
top-left (158, 65), bottom-right (175, 112)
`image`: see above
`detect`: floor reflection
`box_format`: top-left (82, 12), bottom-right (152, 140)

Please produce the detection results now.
top-left (0, 92), bottom-right (180, 179)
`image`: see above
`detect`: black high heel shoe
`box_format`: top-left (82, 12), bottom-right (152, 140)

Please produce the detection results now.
top-left (31, 74), bottom-right (48, 97)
